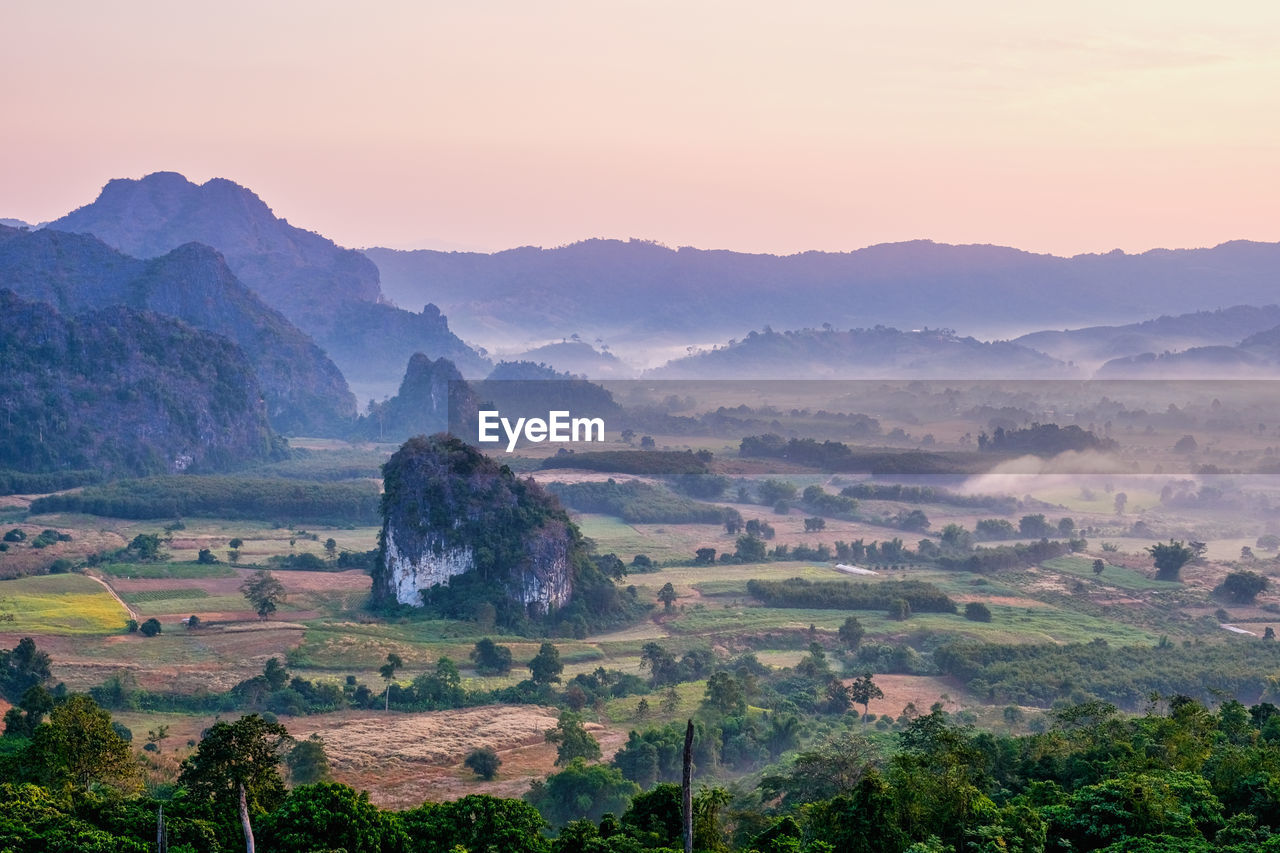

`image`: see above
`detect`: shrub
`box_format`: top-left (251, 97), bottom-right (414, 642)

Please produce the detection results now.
top-left (964, 602), bottom-right (993, 622)
top-left (464, 746), bottom-right (502, 780)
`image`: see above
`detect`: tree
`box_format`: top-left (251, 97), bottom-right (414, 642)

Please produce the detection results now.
top-left (197, 548), bottom-right (219, 564)
top-left (529, 642), bottom-right (563, 685)
top-left (403, 794), bottom-right (549, 853)
top-left (888, 598), bottom-right (911, 620)
top-left (187, 614), bottom-right (202, 630)
top-left (379, 652), bottom-right (403, 711)
top-left (526, 758), bottom-right (638, 826)
top-left (179, 714), bottom-right (293, 853)
top-left (287, 734), bottom-right (331, 785)
top-left (240, 570), bottom-right (286, 620)
top-left (29, 694), bottom-right (140, 792)
top-left (1220, 570), bottom-right (1269, 604)
top-left (694, 547), bottom-right (717, 565)
top-left (470, 638), bottom-right (514, 676)
top-left (139, 617), bottom-right (162, 637)
top-left (805, 517), bottom-right (826, 532)
top-left (1092, 558), bottom-right (1106, 576)
top-left (1148, 540), bottom-right (1196, 581)
top-left (658, 582), bottom-right (678, 611)
top-left (259, 782), bottom-right (394, 853)
top-left (128, 533), bottom-right (162, 560)
top-left (1114, 492), bottom-right (1128, 515)
top-left (702, 671), bottom-right (746, 717)
top-left (465, 746), bottom-right (502, 780)
top-left (838, 616), bottom-right (865, 650)
top-left (545, 710), bottom-right (601, 766)
top-left (964, 602), bottom-right (992, 622)
top-left (735, 534), bottom-right (767, 562)
top-left (324, 538), bottom-right (337, 561)
top-left (849, 673), bottom-right (884, 721)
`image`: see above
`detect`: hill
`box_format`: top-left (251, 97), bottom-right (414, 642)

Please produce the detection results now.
top-left (0, 290), bottom-right (281, 476)
top-left (366, 238), bottom-right (1280, 354)
top-left (648, 326), bottom-right (1070, 379)
top-left (47, 172), bottom-right (490, 384)
top-left (0, 225), bottom-right (355, 434)
top-left (512, 340), bottom-right (633, 378)
top-left (1015, 305), bottom-right (1280, 367)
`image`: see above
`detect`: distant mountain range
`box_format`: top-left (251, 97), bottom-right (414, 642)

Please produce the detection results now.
top-left (366, 238), bottom-right (1280, 356)
top-left (0, 290), bottom-right (281, 476)
top-left (48, 172), bottom-right (489, 384)
top-left (0, 225), bottom-right (355, 434)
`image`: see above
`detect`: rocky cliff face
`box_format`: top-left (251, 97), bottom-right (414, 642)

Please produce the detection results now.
top-left (357, 354), bottom-right (480, 442)
top-left (373, 435), bottom-right (577, 619)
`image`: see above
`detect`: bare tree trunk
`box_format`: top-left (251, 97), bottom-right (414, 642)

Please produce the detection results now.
top-left (238, 781), bottom-right (255, 853)
top-left (157, 803), bottom-right (167, 853)
top-left (682, 718), bottom-right (694, 853)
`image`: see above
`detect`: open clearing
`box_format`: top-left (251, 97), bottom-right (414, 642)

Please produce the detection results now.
top-left (288, 706), bottom-right (628, 808)
top-left (0, 573), bottom-right (128, 634)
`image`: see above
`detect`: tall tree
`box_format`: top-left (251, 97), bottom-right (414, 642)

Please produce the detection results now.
top-left (379, 653), bottom-right (403, 711)
top-left (179, 714), bottom-right (293, 853)
top-left (239, 571), bottom-right (287, 620)
top-left (849, 673), bottom-right (884, 722)
top-left (528, 642), bottom-right (563, 686)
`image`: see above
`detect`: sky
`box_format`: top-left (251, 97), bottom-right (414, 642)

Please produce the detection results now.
top-left (3, 0), bottom-right (1280, 256)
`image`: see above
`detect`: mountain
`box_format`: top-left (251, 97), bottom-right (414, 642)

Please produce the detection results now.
top-left (649, 326), bottom-right (1071, 379)
top-left (365, 238), bottom-right (1280, 356)
top-left (0, 225), bottom-right (355, 434)
top-left (0, 219), bottom-right (30, 229)
top-left (356, 354), bottom-right (478, 442)
top-left (0, 290), bottom-right (281, 477)
top-left (1015, 305), bottom-right (1280, 368)
top-left (47, 172), bottom-right (489, 383)
top-left (511, 340), bottom-right (633, 378)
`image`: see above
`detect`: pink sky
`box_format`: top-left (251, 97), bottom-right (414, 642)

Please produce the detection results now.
top-left (4, 1), bottom-right (1279, 256)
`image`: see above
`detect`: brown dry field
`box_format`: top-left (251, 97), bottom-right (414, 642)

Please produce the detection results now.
top-left (842, 674), bottom-right (973, 719)
top-left (0, 622), bottom-right (306, 692)
top-left (288, 706), bottom-right (629, 809)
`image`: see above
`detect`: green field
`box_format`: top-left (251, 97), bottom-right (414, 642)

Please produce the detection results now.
top-left (0, 574), bottom-right (128, 634)
top-left (99, 561), bottom-right (236, 580)
top-left (1041, 555), bottom-right (1181, 592)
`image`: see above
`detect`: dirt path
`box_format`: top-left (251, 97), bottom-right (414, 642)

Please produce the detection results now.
top-left (85, 572), bottom-right (138, 621)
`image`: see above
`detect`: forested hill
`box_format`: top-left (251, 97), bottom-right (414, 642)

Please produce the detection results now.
top-left (1015, 304), bottom-right (1280, 367)
top-left (649, 326), bottom-right (1070, 379)
top-left (0, 224), bottom-right (355, 434)
top-left (0, 290), bottom-right (281, 476)
top-left (47, 172), bottom-right (490, 382)
top-left (366, 237), bottom-right (1280, 347)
